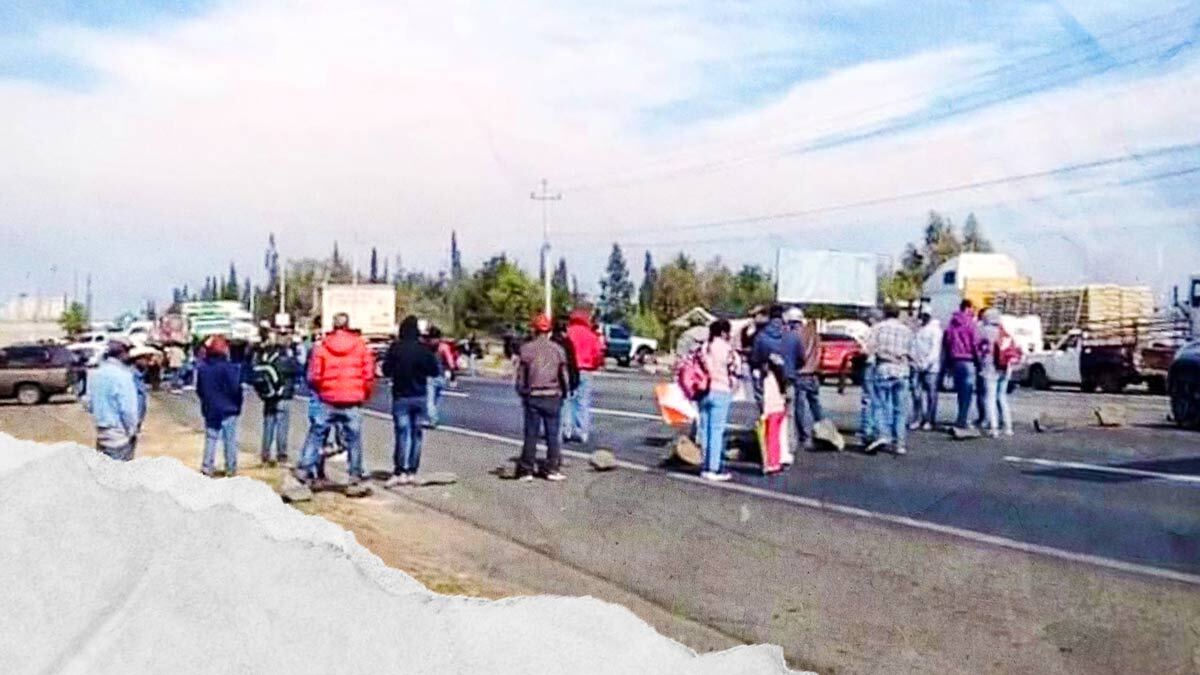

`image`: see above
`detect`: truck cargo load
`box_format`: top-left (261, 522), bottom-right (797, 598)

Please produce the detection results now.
top-left (990, 285), bottom-right (1155, 343)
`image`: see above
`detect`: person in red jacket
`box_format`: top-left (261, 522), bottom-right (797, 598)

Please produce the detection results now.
top-left (563, 309), bottom-right (604, 443)
top-left (295, 312), bottom-right (375, 485)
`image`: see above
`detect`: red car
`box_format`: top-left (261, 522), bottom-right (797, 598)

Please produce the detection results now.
top-left (817, 333), bottom-right (866, 384)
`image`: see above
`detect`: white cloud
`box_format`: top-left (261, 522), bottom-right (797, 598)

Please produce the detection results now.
top-left (1, 0), bottom-right (1196, 313)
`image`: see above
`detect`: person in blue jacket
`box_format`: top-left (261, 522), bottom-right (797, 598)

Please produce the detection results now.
top-left (196, 335), bottom-right (243, 477)
top-left (84, 341), bottom-right (141, 461)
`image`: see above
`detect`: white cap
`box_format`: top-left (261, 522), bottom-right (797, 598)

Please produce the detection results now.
top-left (783, 307), bottom-right (805, 323)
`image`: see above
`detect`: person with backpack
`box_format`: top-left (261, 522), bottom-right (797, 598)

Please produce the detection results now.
top-left (979, 308), bottom-right (1019, 437)
top-left (253, 333), bottom-right (299, 467)
top-left (695, 319), bottom-right (743, 482)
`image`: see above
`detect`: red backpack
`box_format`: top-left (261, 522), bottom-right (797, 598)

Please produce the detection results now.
top-left (676, 345), bottom-right (711, 400)
top-left (995, 326), bottom-right (1023, 369)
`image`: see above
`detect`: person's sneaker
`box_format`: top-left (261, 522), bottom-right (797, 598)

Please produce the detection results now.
top-left (347, 474), bottom-right (363, 486)
top-left (578, 434), bottom-right (589, 444)
top-left (516, 473), bottom-right (535, 483)
top-left (201, 468), bottom-right (214, 478)
top-left (866, 438), bottom-right (889, 454)
top-left (908, 421), bottom-right (921, 431)
top-left (1003, 428), bottom-right (1015, 437)
top-left (544, 471), bottom-right (567, 482)
top-left (894, 446), bottom-right (907, 456)
top-left (988, 429), bottom-right (1000, 439)
top-left (920, 423), bottom-right (933, 431)
top-left (384, 474), bottom-right (407, 488)
top-left (700, 471), bottom-right (732, 482)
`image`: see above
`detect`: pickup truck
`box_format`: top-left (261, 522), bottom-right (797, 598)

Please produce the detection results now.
top-left (0, 344), bottom-right (82, 405)
top-left (1020, 329), bottom-right (1175, 394)
top-left (601, 324), bottom-right (658, 367)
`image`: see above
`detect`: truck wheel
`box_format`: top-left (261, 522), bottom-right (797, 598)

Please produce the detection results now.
top-left (1097, 371), bottom-right (1124, 394)
top-left (15, 383), bottom-right (43, 406)
top-left (635, 346), bottom-right (655, 366)
top-left (1028, 365), bottom-right (1050, 391)
top-left (617, 357), bottom-right (631, 368)
top-left (1080, 379), bottom-right (1096, 394)
top-left (1171, 384), bottom-right (1200, 425)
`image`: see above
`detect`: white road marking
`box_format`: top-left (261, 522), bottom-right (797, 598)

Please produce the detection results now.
top-left (442, 390), bottom-right (469, 398)
top-left (591, 407), bottom-right (661, 421)
top-left (1003, 455), bottom-right (1200, 486)
top-left (310, 401), bottom-right (1200, 585)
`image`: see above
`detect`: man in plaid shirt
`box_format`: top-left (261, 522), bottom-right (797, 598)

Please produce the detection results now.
top-left (864, 306), bottom-right (914, 455)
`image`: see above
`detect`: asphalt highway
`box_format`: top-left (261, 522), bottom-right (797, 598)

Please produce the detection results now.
top-left (365, 372), bottom-right (1200, 575)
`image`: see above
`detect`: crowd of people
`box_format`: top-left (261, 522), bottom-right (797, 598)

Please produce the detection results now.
top-left (84, 298), bottom-right (1021, 491)
top-left (681, 298), bottom-right (1022, 480)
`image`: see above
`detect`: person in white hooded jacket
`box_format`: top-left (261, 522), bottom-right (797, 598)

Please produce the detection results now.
top-left (908, 312), bottom-right (942, 430)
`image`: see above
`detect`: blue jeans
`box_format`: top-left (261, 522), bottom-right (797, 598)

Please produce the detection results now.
top-left (261, 400), bottom-right (291, 461)
top-left (299, 402), bottom-right (364, 479)
top-left (859, 363), bottom-right (879, 441)
top-left (950, 361), bottom-right (977, 428)
top-left (203, 416), bottom-right (239, 474)
top-left (983, 372), bottom-right (1012, 433)
top-left (793, 374), bottom-right (823, 445)
top-left (392, 396), bottom-right (427, 474)
top-left (698, 390), bottom-right (733, 473)
top-left (911, 368), bottom-right (939, 427)
top-left (425, 375), bottom-right (445, 427)
top-left (874, 375), bottom-right (909, 447)
top-left (564, 372), bottom-right (594, 441)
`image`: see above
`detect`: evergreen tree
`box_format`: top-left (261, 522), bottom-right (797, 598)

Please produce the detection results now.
top-left (369, 247), bottom-right (380, 283)
top-left (639, 251), bottom-right (657, 311)
top-left (598, 243), bottom-right (634, 323)
top-left (241, 276), bottom-right (252, 307)
top-left (450, 231), bottom-right (464, 281)
top-left (551, 257), bottom-right (571, 317)
top-left (264, 233), bottom-right (279, 291)
top-left (962, 213), bottom-right (993, 253)
top-left (224, 262), bottom-right (239, 300)
top-left (382, 258), bottom-right (390, 285)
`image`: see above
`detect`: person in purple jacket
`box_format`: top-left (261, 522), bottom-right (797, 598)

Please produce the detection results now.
top-left (942, 299), bottom-right (985, 432)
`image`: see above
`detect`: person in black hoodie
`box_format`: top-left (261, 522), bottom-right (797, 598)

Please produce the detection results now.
top-left (382, 316), bottom-right (442, 486)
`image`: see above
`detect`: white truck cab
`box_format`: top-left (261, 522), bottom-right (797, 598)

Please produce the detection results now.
top-left (1025, 330), bottom-right (1085, 389)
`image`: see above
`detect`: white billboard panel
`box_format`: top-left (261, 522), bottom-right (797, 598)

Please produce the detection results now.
top-left (321, 284), bottom-right (396, 337)
top-left (775, 249), bottom-right (877, 307)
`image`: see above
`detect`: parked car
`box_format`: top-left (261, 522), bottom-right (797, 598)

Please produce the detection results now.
top-left (1168, 341), bottom-right (1200, 429)
top-left (601, 324), bottom-right (659, 367)
top-left (817, 332), bottom-right (865, 384)
top-left (0, 344), bottom-right (83, 405)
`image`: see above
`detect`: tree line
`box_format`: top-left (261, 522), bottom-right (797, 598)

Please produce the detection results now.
top-left (163, 212), bottom-right (992, 339)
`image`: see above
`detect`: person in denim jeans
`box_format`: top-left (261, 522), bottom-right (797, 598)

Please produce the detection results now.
top-left (943, 300), bottom-right (985, 431)
top-left (698, 320), bottom-right (742, 481)
top-left (857, 308), bottom-right (884, 447)
top-left (908, 313), bottom-right (942, 430)
top-left (979, 308), bottom-right (1015, 437)
top-left (382, 316), bottom-right (440, 486)
top-left (196, 335), bottom-right (243, 476)
top-left (864, 307), bottom-right (914, 455)
top-left (294, 313), bottom-right (375, 486)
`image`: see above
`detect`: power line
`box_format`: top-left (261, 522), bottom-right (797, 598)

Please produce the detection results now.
top-left (560, 5), bottom-right (1199, 192)
top-left (557, 142), bottom-right (1200, 248)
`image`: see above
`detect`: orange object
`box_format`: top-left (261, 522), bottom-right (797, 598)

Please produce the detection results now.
top-left (655, 382), bottom-right (697, 426)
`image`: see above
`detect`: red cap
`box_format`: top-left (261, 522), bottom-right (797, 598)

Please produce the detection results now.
top-left (531, 314), bottom-right (552, 333)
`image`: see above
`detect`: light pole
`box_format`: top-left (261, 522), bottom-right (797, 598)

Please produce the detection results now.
top-left (530, 178), bottom-right (561, 319)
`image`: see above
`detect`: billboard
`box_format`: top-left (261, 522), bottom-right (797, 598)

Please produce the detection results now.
top-left (321, 284), bottom-right (396, 337)
top-left (775, 248), bottom-right (877, 307)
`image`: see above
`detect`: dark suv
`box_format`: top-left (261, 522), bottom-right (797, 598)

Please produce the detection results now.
top-left (0, 344), bottom-right (82, 405)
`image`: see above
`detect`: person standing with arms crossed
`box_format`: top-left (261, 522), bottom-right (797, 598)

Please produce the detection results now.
top-left (515, 314), bottom-right (570, 482)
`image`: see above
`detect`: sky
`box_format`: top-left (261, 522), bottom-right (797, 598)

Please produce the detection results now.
top-left (1, 0), bottom-right (1198, 317)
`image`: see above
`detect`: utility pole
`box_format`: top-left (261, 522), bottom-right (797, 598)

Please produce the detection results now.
top-left (530, 178), bottom-right (562, 319)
